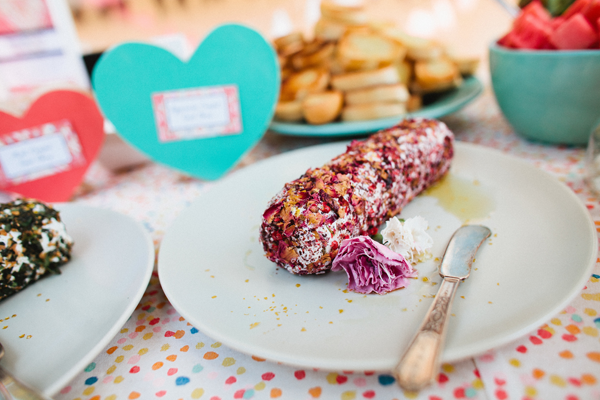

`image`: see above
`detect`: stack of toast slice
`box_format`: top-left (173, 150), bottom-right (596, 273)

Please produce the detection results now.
top-left (273, 1), bottom-right (479, 125)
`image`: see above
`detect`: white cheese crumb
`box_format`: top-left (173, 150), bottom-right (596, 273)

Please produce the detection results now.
top-left (380, 216), bottom-right (433, 264)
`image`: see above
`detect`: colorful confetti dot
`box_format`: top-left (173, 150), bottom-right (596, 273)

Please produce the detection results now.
top-left (566, 325), bottom-right (581, 335)
top-left (192, 364), bottom-right (204, 373)
top-left (152, 362), bottom-right (163, 370)
top-left (175, 376), bottom-right (190, 385)
top-left (584, 308), bottom-right (597, 317)
top-left (84, 377), bottom-right (98, 385)
top-left (562, 334), bottom-right (578, 342)
top-left (532, 369), bottom-right (545, 379)
top-left (222, 357), bottom-right (236, 367)
top-left (581, 374), bottom-right (597, 385)
top-left (226, 376), bottom-right (237, 385)
top-left (559, 350), bottom-right (574, 359)
top-left (341, 391), bottom-right (356, 400)
top-left (262, 372), bottom-right (275, 381)
top-left (587, 352), bottom-right (600, 363)
top-left (550, 375), bottom-right (567, 387)
top-left (377, 375), bottom-right (395, 385)
top-left (525, 386), bottom-right (537, 396)
top-left (583, 326), bottom-right (599, 336)
top-left (363, 390), bottom-right (375, 399)
top-left (441, 364), bottom-right (454, 373)
top-left (529, 336), bottom-right (542, 345)
top-left (308, 387), bottom-right (321, 398)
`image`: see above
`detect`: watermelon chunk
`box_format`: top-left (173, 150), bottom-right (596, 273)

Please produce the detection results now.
top-left (498, 31), bottom-right (528, 48)
top-left (550, 16), bottom-right (566, 29)
top-left (513, 13), bottom-right (554, 48)
top-left (498, 32), bottom-right (516, 47)
top-left (520, 1), bottom-right (552, 21)
top-left (583, 0), bottom-right (600, 28)
top-left (562, 0), bottom-right (591, 18)
top-left (549, 13), bottom-right (597, 48)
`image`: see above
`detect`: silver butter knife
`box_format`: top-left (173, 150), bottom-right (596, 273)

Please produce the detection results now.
top-left (392, 225), bottom-right (491, 392)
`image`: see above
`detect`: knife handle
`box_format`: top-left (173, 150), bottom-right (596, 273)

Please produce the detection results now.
top-left (0, 367), bottom-right (50, 400)
top-left (392, 277), bottom-right (460, 392)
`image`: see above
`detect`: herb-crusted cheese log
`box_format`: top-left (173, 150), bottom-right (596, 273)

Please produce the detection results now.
top-left (260, 118), bottom-right (453, 275)
top-left (0, 199), bottom-right (73, 300)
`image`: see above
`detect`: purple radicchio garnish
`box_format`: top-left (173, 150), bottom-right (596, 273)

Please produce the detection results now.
top-left (331, 236), bottom-right (417, 294)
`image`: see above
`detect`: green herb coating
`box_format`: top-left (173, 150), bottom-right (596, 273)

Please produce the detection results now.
top-left (0, 199), bottom-right (73, 300)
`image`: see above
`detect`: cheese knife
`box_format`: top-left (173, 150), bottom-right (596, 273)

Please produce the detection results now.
top-left (392, 225), bottom-right (492, 391)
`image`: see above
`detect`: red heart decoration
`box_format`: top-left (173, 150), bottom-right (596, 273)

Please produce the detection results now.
top-left (0, 90), bottom-right (104, 202)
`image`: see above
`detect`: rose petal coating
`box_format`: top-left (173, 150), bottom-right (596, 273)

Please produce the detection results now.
top-left (260, 118), bottom-right (453, 274)
top-left (331, 236), bottom-right (417, 294)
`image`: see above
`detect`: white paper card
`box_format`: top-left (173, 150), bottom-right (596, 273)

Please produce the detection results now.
top-left (0, 119), bottom-right (86, 187)
top-left (0, 133), bottom-right (72, 179)
top-left (152, 85), bottom-right (242, 142)
top-left (164, 91), bottom-right (230, 131)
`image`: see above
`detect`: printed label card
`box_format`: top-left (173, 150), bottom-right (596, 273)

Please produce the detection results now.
top-left (153, 85), bottom-right (242, 142)
top-left (0, 90), bottom-right (105, 202)
top-left (92, 24), bottom-right (280, 181)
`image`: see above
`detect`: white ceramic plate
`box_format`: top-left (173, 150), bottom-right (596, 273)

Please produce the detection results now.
top-left (159, 142), bottom-right (596, 371)
top-left (0, 204), bottom-right (154, 396)
top-left (269, 77), bottom-right (482, 137)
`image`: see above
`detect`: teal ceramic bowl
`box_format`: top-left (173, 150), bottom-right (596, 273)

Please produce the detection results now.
top-left (489, 43), bottom-right (600, 146)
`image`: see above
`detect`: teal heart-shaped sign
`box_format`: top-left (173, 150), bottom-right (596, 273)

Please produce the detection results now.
top-left (93, 24), bottom-right (279, 180)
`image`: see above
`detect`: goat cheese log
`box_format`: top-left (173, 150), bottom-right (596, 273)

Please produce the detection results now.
top-left (0, 199), bottom-right (73, 300)
top-left (260, 118), bottom-right (454, 275)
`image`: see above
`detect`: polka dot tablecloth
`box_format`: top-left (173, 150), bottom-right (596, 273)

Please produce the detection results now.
top-left (57, 89), bottom-right (599, 400)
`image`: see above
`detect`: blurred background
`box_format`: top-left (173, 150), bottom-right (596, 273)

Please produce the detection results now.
top-left (0, 0), bottom-right (517, 108)
top-left (70, 0), bottom-right (514, 64)
top-left (0, 0), bottom-right (519, 169)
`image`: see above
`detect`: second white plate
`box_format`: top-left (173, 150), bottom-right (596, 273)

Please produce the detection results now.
top-left (159, 142), bottom-right (596, 371)
top-left (0, 204), bottom-right (154, 396)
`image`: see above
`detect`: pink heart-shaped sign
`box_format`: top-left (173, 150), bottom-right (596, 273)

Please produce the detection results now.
top-left (0, 90), bottom-right (104, 202)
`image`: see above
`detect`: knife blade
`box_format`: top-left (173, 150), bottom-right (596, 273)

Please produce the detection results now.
top-left (392, 225), bottom-right (491, 392)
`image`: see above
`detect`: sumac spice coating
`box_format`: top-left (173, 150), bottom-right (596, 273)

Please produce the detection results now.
top-left (260, 118), bottom-right (454, 275)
